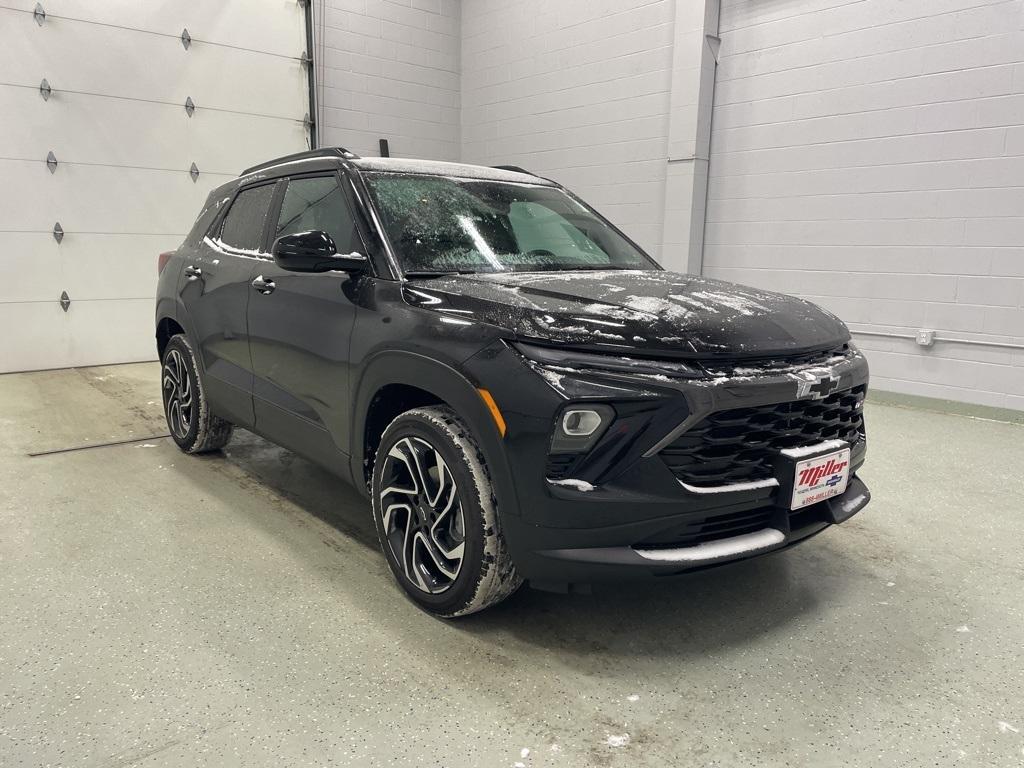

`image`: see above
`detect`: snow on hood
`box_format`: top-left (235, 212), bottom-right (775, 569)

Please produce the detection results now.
top-left (403, 269), bottom-right (850, 358)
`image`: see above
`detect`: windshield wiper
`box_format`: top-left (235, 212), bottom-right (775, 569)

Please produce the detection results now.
top-left (402, 270), bottom-right (478, 278)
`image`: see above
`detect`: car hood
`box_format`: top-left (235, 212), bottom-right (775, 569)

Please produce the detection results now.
top-left (403, 269), bottom-right (850, 358)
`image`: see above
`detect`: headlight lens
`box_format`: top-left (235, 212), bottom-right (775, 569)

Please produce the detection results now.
top-left (513, 341), bottom-right (702, 379)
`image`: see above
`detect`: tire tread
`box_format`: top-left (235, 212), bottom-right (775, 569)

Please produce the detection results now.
top-left (164, 334), bottom-right (233, 454)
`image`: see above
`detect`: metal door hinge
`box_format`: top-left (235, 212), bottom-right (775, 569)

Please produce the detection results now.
top-left (46, 150), bottom-right (58, 173)
top-left (33, 3), bottom-right (45, 25)
top-left (181, 28), bottom-right (191, 50)
top-left (185, 96), bottom-right (195, 117)
top-left (59, 291), bottom-right (70, 312)
top-left (53, 222), bottom-right (64, 243)
top-left (40, 78), bottom-right (51, 101)
top-left (189, 162), bottom-right (199, 182)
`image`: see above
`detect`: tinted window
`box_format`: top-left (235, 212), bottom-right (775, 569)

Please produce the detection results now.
top-left (276, 176), bottom-right (362, 254)
top-left (186, 191), bottom-right (231, 247)
top-left (218, 183), bottom-right (276, 253)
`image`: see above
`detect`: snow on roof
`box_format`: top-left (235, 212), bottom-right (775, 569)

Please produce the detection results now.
top-left (351, 157), bottom-right (555, 185)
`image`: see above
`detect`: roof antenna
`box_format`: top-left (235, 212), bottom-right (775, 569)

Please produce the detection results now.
top-left (378, 138), bottom-right (390, 158)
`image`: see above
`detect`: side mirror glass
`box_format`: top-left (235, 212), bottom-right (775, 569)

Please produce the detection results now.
top-left (271, 230), bottom-right (368, 273)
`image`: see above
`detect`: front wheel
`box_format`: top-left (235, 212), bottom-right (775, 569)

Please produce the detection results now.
top-left (161, 334), bottom-right (233, 454)
top-left (371, 406), bottom-right (521, 617)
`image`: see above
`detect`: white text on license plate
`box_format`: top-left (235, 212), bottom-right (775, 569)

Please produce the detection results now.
top-left (791, 447), bottom-right (851, 510)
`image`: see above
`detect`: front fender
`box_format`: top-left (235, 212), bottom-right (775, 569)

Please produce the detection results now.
top-left (349, 350), bottom-right (520, 518)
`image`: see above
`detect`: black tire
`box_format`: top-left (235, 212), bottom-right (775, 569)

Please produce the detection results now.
top-left (371, 406), bottom-right (522, 617)
top-left (161, 334), bottom-right (233, 454)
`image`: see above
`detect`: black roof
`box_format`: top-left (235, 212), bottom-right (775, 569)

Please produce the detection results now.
top-left (237, 148), bottom-right (550, 186)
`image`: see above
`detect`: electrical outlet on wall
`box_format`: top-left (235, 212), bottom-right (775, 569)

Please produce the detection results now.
top-left (916, 329), bottom-right (936, 347)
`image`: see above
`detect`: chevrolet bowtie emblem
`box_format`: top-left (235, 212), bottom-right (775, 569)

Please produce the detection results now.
top-left (796, 372), bottom-right (839, 400)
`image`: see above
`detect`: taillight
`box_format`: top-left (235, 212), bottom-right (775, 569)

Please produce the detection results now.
top-left (158, 251), bottom-right (174, 274)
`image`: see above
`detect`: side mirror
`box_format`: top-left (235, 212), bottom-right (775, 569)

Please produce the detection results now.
top-left (271, 230), bottom-right (369, 273)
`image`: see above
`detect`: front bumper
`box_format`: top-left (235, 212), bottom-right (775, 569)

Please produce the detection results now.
top-left (463, 340), bottom-right (871, 586)
top-left (502, 474), bottom-right (870, 586)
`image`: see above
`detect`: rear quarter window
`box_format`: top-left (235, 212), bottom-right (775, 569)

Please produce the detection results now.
top-left (217, 183), bottom-right (277, 253)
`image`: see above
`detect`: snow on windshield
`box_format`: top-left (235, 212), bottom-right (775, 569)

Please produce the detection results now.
top-left (362, 173), bottom-right (655, 274)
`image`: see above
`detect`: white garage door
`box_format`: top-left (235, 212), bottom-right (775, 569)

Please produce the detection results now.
top-left (704, 0), bottom-right (1024, 410)
top-left (0, 1), bottom-right (312, 373)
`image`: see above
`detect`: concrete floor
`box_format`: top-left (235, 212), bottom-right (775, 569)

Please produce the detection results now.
top-left (0, 363), bottom-right (1022, 768)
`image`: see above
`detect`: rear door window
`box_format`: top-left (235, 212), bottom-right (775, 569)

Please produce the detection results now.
top-left (275, 175), bottom-right (362, 254)
top-left (218, 183), bottom-right (277, 253)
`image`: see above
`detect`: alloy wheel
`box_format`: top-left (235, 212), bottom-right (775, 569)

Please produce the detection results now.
top-left (378, 436), bottom-right (466, 594)
top-left (162, 349), bottom-right (194, 440)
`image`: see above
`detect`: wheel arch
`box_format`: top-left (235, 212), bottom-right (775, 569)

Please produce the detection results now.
top-left (155, 316), bottom-right (185, 360)
top-left (352, 351), bottom-right (519, 516)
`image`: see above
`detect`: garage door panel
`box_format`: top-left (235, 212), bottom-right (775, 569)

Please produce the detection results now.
top-left (65, 234), bottom-right (176, 302)
top-left (0, 160), bottom-right (223, 235)
top-left (64, 299), bottom-right (157, 368)
top-left (1, 15), bottom-right (307, 118)
top-left (0, 234), bottom-right (60, 304)
top-left (41, 0), bottom-right (306, 59)
top-left (0, 298), bottom-right (158, 374)
top-left (1, 88), bottom-right (191, 172)
top-left (0, 302), bottom-right (74, 374)
top-left (0, 233), bottom-right (180, 304)
top-left (0, 3), bottom-right (309, 372)
top-left (0, 89), bottom-right (306, 176)
top-left (188, 112), bottom-right (309, 176)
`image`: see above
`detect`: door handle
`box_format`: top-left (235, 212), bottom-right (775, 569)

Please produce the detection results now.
top-left (252, 275), bottom-right (275, 295)
top-left (184, 265), bottom-right (202, 280)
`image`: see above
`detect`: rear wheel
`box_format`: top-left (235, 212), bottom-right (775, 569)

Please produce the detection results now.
top-left (371, 406), bottom-right (521, 617)
top-left (161, 334), bottom-right (233, 454)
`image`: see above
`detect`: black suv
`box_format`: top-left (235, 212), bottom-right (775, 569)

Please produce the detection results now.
top-left (155, 147), bottom-right (870, 616)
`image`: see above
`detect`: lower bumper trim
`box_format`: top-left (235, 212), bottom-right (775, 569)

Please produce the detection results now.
top-left (633, 527), bottom-right (786, 563)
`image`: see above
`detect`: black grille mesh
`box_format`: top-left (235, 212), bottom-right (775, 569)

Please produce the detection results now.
top-left (660, 385), bottom-right (866, 488)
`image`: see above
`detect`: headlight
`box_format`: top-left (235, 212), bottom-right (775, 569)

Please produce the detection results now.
top-left (512, 341), bottom-right (702, 379)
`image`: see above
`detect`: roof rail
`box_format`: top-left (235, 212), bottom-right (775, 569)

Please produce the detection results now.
top-left (491, 164), bottom-right (533, 175)
top-left (241, 147), bottom-right (360, 176)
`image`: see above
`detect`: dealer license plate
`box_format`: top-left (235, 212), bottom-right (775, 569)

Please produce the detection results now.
top-left (790, 447), bottom-right (851, 510)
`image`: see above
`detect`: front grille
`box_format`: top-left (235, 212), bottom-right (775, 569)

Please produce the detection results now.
top-left (660, 385), bottom-right (866, 488)
top-left (637, 507), bottom-right (776, 549)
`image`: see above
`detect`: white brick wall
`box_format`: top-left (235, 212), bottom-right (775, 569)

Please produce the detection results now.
top-left (704, 0), bottom-right (1024, 410)
top-left (459, 0), bottom-right (676, 256)
top-left (317, 0), bottom-right (461, 160)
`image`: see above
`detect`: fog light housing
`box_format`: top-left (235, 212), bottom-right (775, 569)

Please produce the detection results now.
top-left (562, 409), bottom-right (603, 437)
top-left (551, 404), bottom-right (614, 453)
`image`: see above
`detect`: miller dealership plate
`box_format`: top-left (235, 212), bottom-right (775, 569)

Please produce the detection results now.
top-left (790, 447), bottom-right (851, 510)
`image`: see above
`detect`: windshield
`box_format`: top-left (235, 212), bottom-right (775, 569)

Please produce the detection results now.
top-left (362, 172), bottom-right (658, 274)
